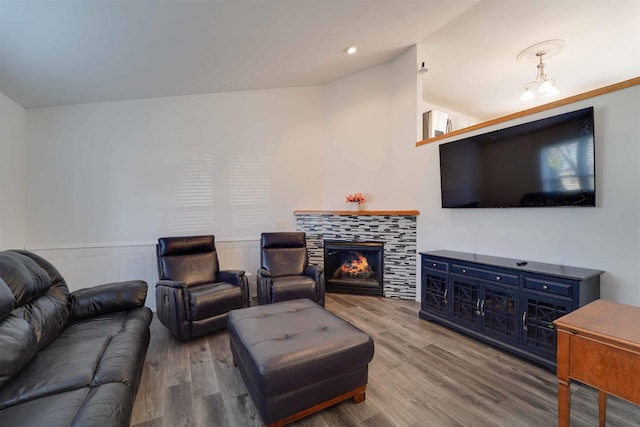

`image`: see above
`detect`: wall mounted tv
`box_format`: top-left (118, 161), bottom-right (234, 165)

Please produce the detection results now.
top-left (439, 107), bottom-right (595, 208)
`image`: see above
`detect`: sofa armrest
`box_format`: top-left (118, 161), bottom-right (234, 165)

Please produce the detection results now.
top-left (70, 280), bottom-right (148, 321)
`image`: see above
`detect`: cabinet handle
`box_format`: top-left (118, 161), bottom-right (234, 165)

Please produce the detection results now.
top-left (443, 289), bottom-right (448, 304)
top-left (480, 300), bottom-right (485, 316)
top-left (462, 269), bottom-right (467, 274)
top-left (432, 263), bottom-right (437, 268)
top-left (542, 285), bottom-right (548, 290)
top-left (522, 312), bottom-right (528, 331)
top-left (476, 299), bottom-right (481, 315)
top-left (496, 276), bottom-right (501, 281)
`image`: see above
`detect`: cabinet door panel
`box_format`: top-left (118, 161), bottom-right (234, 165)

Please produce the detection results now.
top-left (522, 293), bottom-right (572, 360)
top-left (482, 285), bottom-right (519, 345)
top-left (451, 276), bottom-right (480, 329)
top-left (423, 270), bottom-right (449, 316)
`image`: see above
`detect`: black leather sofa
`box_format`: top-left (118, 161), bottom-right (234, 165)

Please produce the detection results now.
top-left (0, 250), bottom-right (152, 426)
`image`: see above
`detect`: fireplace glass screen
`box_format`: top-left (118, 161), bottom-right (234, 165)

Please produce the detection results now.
top-left (323, 240), bottom-right (383, 296)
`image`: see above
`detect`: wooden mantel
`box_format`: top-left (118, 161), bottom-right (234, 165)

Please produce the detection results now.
top-left (294, 210), bottom-right (419, 216)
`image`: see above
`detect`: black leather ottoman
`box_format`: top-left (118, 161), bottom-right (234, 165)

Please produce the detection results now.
top-left (227, 299), bottom-right (374, 426)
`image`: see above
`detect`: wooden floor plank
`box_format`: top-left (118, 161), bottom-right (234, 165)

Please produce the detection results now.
top-left (132, 294), bottom-right (640, 426)
top-left (130, 318), bottom-right (170, 425)
top-left (165, 382), bottom-right (194, 427)
top-left (189, 337), bottom-right (220, 399)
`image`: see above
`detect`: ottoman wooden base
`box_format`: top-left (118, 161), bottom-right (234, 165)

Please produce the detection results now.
top-left (266, 385), bottom-right (366, 427)
top-left (227, 299), bottom-right (374, 426)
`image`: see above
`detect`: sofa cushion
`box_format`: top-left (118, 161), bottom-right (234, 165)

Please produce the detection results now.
top-left (0, 251), bottom-right (70, 350)
top-left (71, 382), bottom-right (135, 427)
top-left (0, 314), bottom-right (38, 389)
top-left (188, 282), bottom-right (244, 321)
top-left (0, 252), bottom-right (51, 306)
top-left (157, 236), bottom-right (220, 286)
top-left (271, 276), bottom-right (316, 303)
top-left (260, 233), bottom-right (308, 277)
top-left (0, 307), bottom-right (152, 410)
top-left (158, 252), bottom-right (219, 286)
top-left (0, 387), bottom-right (90, 427)
top-left (0, 279), bottom-right (14, 321)
top-left (0, 334), bottom-right (110, 410)
top-left (91, 309), bottom-right (152, 386)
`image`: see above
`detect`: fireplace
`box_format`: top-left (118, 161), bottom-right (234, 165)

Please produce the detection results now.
top-left (324, 240), bottom-right (384, 296)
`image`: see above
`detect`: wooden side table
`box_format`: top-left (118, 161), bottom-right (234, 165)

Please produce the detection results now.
top-left (554, 299), bottom-right (640, 427)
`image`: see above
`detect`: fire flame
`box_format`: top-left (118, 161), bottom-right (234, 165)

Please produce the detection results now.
top-left (338, 252), bottom-right (371, 276)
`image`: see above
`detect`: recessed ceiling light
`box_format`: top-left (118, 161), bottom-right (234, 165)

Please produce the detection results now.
top-left (345, 45), bottom-right (357, 55)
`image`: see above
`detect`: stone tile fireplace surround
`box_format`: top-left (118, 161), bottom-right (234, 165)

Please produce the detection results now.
top-left (294, 210), bottom-right (419, 300)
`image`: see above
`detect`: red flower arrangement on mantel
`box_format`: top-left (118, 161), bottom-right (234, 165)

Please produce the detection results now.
top-left (345, 192), bottom-right (367, 205)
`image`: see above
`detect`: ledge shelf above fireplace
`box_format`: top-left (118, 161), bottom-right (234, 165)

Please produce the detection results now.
top-left (294, 210), bottom-right (419, 216)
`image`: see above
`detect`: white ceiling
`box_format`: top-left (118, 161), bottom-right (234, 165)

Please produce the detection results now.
top-left (0, 0), bottom-right (476, 108)
top-left (420, 0), bottom-right (640, 121)
top-left (1, 0), bottom-right (638, 118)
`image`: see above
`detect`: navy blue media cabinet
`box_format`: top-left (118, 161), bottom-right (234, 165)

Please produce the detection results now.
top-left (419, 250), bottom-right (603, 370)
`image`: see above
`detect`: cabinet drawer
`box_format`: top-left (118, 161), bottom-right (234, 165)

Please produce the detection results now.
top-left (451, 264), bottom-right (519, 286)
top-left (524, 277), bottom-right (572, 297)
top-left (423, 258), bottom-right (448, 273)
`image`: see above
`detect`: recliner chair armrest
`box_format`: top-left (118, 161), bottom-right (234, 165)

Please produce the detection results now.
top-left (305, 265), bottom-right (326, 307)
top-left (304, 265), bottom-right (323, 279)
top-left (257, 267), bottom-right (272, 278)
top-left (257, 268), bottom-right (273, 305)
top-left (156, 279), bottom-right (188, 289)
top-left (219, 270), bottom-right (249, 307)
top-left (70, 280), bottom-right (148, 321)
top-left (218, 270), bottom-right (245, 285)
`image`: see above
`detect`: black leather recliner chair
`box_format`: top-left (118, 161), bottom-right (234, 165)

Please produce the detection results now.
top-left (155, 235), bottom-right (249, 340)
top-left (257, 232), bottom-right (325, 306)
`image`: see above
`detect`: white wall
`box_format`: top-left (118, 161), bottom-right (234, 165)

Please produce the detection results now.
top-left (416, 85), bottom-right (640, 305)
top-left (0, 91), bottom-right (26, 250)
top-left (25, 87), bottom-right (324, 307)
top-left (22, 45), bottom-right (640, 308)
top-left (322, 46), bottom-right (420, 210)
top-left (26, 87), bottom-right (324, 247)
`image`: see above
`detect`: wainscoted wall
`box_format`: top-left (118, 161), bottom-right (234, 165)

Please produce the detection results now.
top-left (0, 91), bottom-right (26, 250)
top-left (295, 212), bottom-right (418, 300)
top-left (29, 238), bottom-right (261, 311)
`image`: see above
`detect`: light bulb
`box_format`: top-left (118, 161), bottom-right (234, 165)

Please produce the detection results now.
top-left (520, 88), bottom-right (535, 101)
top-left (544, 84), bottom-right (559, 97)
top-left (539, 80), bottom-right (554, 93)
top-left (345, 45), bottom-right (357, 55)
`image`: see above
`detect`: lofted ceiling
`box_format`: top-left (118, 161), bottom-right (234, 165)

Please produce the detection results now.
top-left (0, 0), bottom-right (638, 117)
top-left (0, 0), bottom-right (476, 108)
top-left (420, 0), bottom-right (640, 121)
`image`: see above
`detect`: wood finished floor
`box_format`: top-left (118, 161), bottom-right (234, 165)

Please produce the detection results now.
top-left (131, 294), bottom-right (640, 426)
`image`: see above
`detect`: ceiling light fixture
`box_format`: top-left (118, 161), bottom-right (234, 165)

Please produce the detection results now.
top-left (517, 40), bottom-right (565, 101)
top-left (345, 45), bottom-right (357, 55)
top-left (520, 52), bottom-right (559, 101)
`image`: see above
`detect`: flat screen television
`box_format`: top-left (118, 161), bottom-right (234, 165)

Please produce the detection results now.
top-left (439, 107), bottom-right (595, 208)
